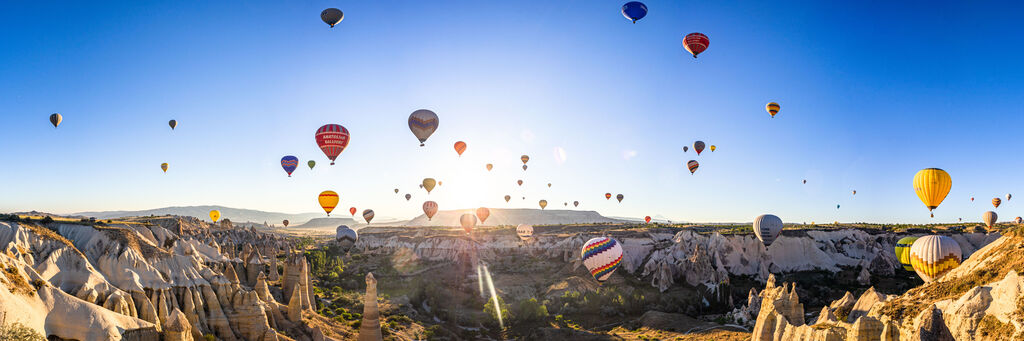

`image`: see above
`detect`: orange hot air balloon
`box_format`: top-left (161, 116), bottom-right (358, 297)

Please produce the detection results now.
top-left (486, 163), bottom-right (493, 171)
top-left (683, 32), bottom-right (710, 58)
top-left (460, 213), bottom-right (477, 234)
top-left (349, 207), bottom-right (357, 216)
top-left (645, 216), bottom-right (651, 223)
top-left (476, 207), bottom-right (490, 223)
top-left (454, 141), bottom-right (467, 156)
top-left (422, 201), bottom-right (438, 220)
top-left (521, 155), bottom-right (530, 164)
top-left (517, 180), bottom-right (523, 186)
top-left (605, 193), bottom-right (612, 200)
top-left (993, 198), bottom-right (1002, 208)
top-left (318, 191), bottom-right (339, 216)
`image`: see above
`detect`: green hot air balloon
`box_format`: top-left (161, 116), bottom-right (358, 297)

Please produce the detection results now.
top-left (308, 160), bottom-right (316, 169)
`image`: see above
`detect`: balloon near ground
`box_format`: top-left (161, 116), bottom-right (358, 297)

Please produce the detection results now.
top-left (644, 216), bottom-right (651, 223)
top-left (683, 33), bottom-right (710, 58)
top-left (582, 237), bottom-right (623, 283)
top-left (895, 236), bottom-right (919, 271)
top-left (282, 220), bottom-right (289, 227)
top-left (476, 207), bottom-right (490, 223)
top-left (983, 211), bottom-right (998, 229)
top-left (909, 235), bottom-right (962, 282)
top-left (280, 156), bottom-right (298, 177)
top-left (621, 1), bottom-right (647, 23)
top-left (460, 213), bottom-right (477, 234)
top-left (321, 8), bottom-right (343, 27)
top-left (408, 109), bottom-right (439, 146)
top-left (318, 191), bottom-right (339, 216)
top-left (913, 168), bottom-right (951, 217)
top-left (209, 210), bottom-right (220, 222)
top-left (766, 102), bottom-right (780, 118)
top-left (315, 124), bottom-right (351, 165)
top-left (753, 214), bottom-right (783, 246)
top-left (1016, 217), bottom-right (1022, 224)
top-left (539, 200), bottom-right (548, 210)
top-left (423, 201), bottom-right (438, 220)
top-left (335, 225), bottom-right (357, 252)
top-left (516, 224), bottom-right (533, 241)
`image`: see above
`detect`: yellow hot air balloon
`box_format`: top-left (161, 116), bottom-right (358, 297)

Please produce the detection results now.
top-left (913, 168), bottom-right (951, 218)
top-left (538, 200), bottom-right (548, 210)
top-left (422, 178), bottom-right (436, 194)
top-left (710, 145), bottom-right (716, 152)
top-left (209, 210), bottom-right (221, 222)
top-left (766, 102), bottom-right (780, 118)
top-left (318, 190), bottom-right (339, 216)
top-left (909, 235), bottom-right (962, 282)
top-left (160, 163), bottom-right (168, 173)
top-left (992, 198), bottom-right (1002, 209)
top-left (895, 236), bottom-right (919, 271)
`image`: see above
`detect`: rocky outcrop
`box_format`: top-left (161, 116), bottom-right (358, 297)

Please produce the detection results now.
top-left (164, 308), bottom-right (193, 341)
top-left (358, 273), bottom-right (382, 341)
top-left (288, 286), bottom-right (303, 323)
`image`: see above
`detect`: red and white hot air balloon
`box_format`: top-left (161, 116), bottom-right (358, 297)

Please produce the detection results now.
top-left (683, 32), bottom-right (710, 58)
top-left (422, 201), bottom-right (438, 221)
top-left (315, 124), bottom-right (351, 165)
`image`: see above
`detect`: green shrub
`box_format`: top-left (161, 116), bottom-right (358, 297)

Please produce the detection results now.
top-left (0, 322), bottom-right (46, 341)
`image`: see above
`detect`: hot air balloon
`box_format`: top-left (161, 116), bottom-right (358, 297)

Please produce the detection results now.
top-left (710, 145), bottom-right (717, 152)
top-left (282, 220), bottom-right (289, 227)
top-left (408, 109), bottom-right (439, 146)
top-left (476, 207), bottom-right (490, 223)
top-left (693, 141), bottom-right (705, 155)
top-left (161, 163), bottom-right (168, 173)
top-left (318, 191), bottom-right (339, 216)
top-left (687, 160), bottom-right (699, 174)
top-left (438, 181), bottom-right (443, 186)
top-left (209, 210), bottom-right (221, 222)
top-left (362, 209), bottom-right (375, 224)
top-left (605, 193), bottom-right (612, 200)
top-left (766, 102), bottom-right (780, 118)
top-left (621, 1), bottom-right (647, 23)
top-left (422, 178), bottom-right (436, 193)
top-left (564, 202), bottom-right (567, 206)
top-left (168, 120), bottom-right (177, 130)
top-left (315, 124), bottom-right (351, 165)
top-left (281, 156), bottom-right (299, 177)
top-left (1008, 194), bottom-right (1013, 201)
top-left (517, 180), bottom-right (524, 186)
top-left (913, 168), bottom-right (952, 218)
top-left (405, 194), bottom-right (412, 201)
top-left (422, 201), bottom-right (438, 220)
top-left (753, 214), bottom-right (783, 246)
top-left (49, 113), bottom-right (62, 128)
top-left (336, 225), bottom-right (357, 252)
top-left (574, 201), bottom-right (579, 207)
top-left (644, 216), bottom-right (651, 223)
top-left (683, 33), bottom-right (710, 58)
top-left (853, 190), bottom-right (857, 195)
top-left (321, 8), bottom-right (344, 27)
top-left (523, 165), bottom-right (528, 171)
top-left (983, 211), bottom-right (998, 229)
top-left (547, 183), bottom-right (552, 188)
top-left (1016, 217), bottom-right (1022, 224)
top-left (516, 224), bottom-right (534, 241)
top-left (616, 194), bottom-right (624, 203)
top-left (394, 188), bottom-right (399, 194)
top-left (521, 155), bottom-right (530, 164)
top-left (522, 197), bottom-right (526, 200)
top-left (895, 236), bottom-right (919, 271)
top-left (349, 207), bottom-right (357, 216)
top-left (837, 204), bottom-right (840, 209)
top-left (460, 213), bottom-right (477, 234)
top-left (539, 200), bottom-right (548, 210)
top-left (454, 141), bottom-right (467, 156)
top-left (909, 235), bottom-right (962, 282)
top-left (993, 198), bottom-right (1002, 208)
top-left (803, 179), bottom-right (807, 184)
top-left (486, 164), bottom-right (493, 171)
top-left (682, 146), bottom-right (689, 153)
top-left (582, 237), bottom-right (623, 283)
top-left (308, 160), bottom-right (316, 169)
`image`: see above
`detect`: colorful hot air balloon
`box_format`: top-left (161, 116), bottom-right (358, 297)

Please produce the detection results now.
top-left (1016, 216), bottom-right (1022, 224)
top-left (616, 194), bottom-right (624, 203)
top-left (682, 146), bottom-right (689, 153)
top-left (895, 236), bottom-right (919, 271)
top-left (539, 200), bottom-right (548, 210)
top-left (754, 214), bottom-right (783, 247)
top-left (521, 155), bottom-right (530, 164)
top-left (486, 163), bottom-right (493, 171)
top-left (209, 210), bottom-right (220, 222)
top-left (422, 178), bottom-right (436, 193)
top-left (438, 181), bottom-right (443, 186)
top-left (523, 165), bottom-right (528, 171)
top-left (405, 194), bottom-right (411, 201)
top-left (315, 124), bottom-right (351, 165)
top-left (321, 8), bottom-right (344, 27)
top-left (644, 216), bottom-right (651, 223)
top-left (710, 145), bottom-right (717, 152)
top-left (516, 224), bottom-right (534, 241)
top-left (49, 113), bottom-right (62, 128)
top-left (160, 163), bottom-right (168, 173)
top-left (605, 193), bottom-right (612, 200)
top-left (766, 102), bottom-right (780, 118)
top-left (336, 225), bottom-right (357, 252)
top-left (504, 195), bottom-right (511, 203)
top-left (913, 168), bottom-right (952, 218)
top-left (423, 201), bottom-right (438, 220)
top-left (460, 213), bottom-right (477, 234)
top-left (517, 180), bottom-right (524, 186)
top-left (308, 160), bottom-right (316, 169)
top-left (408, 109), bottom-right (439, 146)
top-left (349, 207), bottom-right (357, 216)
top-left (693, 141), bottom-right (705, 155)
top-left (168, 120), bottom-right (177, 130)
top-left (454, 141), bottom-right (467, 156)
top-left (683, 33), bottom-right (710, 58)
top-left (582, 237), bottom-right (623, 283)
top-left (909, 235), bottom-right (962, 282)
top-left (621, 1), bottom-right (648, 23)
top-left (318, 191), bottom-right (339, 216)
top-left (573, 201), bottom-right (579, 207)
top-left (687, 160), bottom-right (699, 174)
top-left (282, 220), bottom-right (289, 227)
top-left (476, 207), bottom-right (490, 223)
top-left (853, 190), bottom-right (857, 195)
top-left (362, 209), bottom-right (375, 224)
top-left (983, 211), bottom-right (998, 229)
top-left (993, 198), bottom-right (1002, 209)
top-left (281, 156), bottom-right (299, 177)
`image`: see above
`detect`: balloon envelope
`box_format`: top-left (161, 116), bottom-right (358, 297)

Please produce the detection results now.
top-left (49, 113), bottom-right (62, 128)
top-left (404, 194), bottom-right (411, 201)
top-left (336, 225), bottom-right (357, 252)
top-left (687, 160), bottom-right (699, 174)
top-left (517, 180), bottom-right (523, 186)
top-left (209, 210), bottom-right (221, 222)
top-left (504, 195), bottom-right (511, 203)
top-left (349, 207), bottom-right (357, 216)
top-left (693, 141), bottom-right (705, 155)
top-left (983, 211), bottom-right (998, 228)
top-left (308, 160), bottom-right (316, 169)
top-left (408, 109), bottom-right (439, 146)
top-left (621, 1), bottom-right (648, 23)
top-left (913, 168), bottom-right (952, 215)
top-left (909, 235), bottom-right (962, 282)
top-left (1016, 217), bottom-right (1022, 224)
top-left (993, 198), bottom-right (1002, 208)
top-left (321, 8), bottom-right (343, 27)
top-left (644, 216), bottom-right (651, 223)
top-left (710, 145), bottom-right (717, 152)
top-left (318, 191), bottom-right (339, 215)
top-left (539, 200), bottom-right (548, 209)
top-left (460, 213), bottom-right (477, 234)
top-left (582, 237), bottom-right (623, 283)
top-left (422, 178), bottom-right (436, 193)
top-left (573, 201), bottom-right (579, 207)
top-left (281, 156), bottom-right (299, 177)
top-left (423, 201), bottom-right (438, 220)
top-left (168, 119), bottom-right (177, 129)
top-left (683, 32), bottom-right (710, 58)
top-left (486, 164), bottom-right (493, 171)
top-left (521, 155), bottom-right (530, 164)
top-left (454, 141), bottom-right (467, 156)
top-left (682, 146), bottom-right (689, 152)
top-left (516, 224), bottom-right (534, 241)
top-left (282, 220), bottom-right (289, 227)
top-left (895, 236), bottom-right (919, 271)
top-left (476, 207), bottom-right (490, 223)
top-left (315, 124), bottom-right (351, 165)
top-left (753, 214), bottom-right (783, 246)
top-left (161, 163), bottom-right (168, 173)
top-left (616, 194), bottom-right (624, 203)
top-left (766, 102), bottom-right (780, 118)
top-left (362, 209), bottom-right (375, 224)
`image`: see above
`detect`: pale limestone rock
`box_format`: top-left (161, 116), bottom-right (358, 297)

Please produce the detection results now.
top-left (288, 285), bottom-right (303, 323)
top-left (246, 248), bottom-right (264, 287)
top-left (224, 261), bottom-right (240, 285)
top-left (847, 287), bottom-right (885, 323)
top-left (909, 305), bottom-right (954, 341)
top-left (268, 254), bottom-right (280, 282)
top-left (231, 290), bottom-right (277, 341)
top-left (846, 316), bottom-right (883, 341)
top-left (830, 291), bottom-right (857, 312)
top-left (255, 272), bottom-right (273, 302)
top-left (103, 291), bottom-right (133, 317)
top-left (182, 288), bottom-right (205, 341)
top-left (132, 290), bottom-right (161, 330)
top-left (358, 272), bottom-right (383, 341)
top-left (75, 286), bottom-right (99, 304)
top-left (201, 284), bottom-right (237, 341)
top-left (164, 308), bottom-right (193, 341)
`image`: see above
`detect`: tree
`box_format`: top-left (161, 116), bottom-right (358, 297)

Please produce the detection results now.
top-left (483, 296), bottom-right (511, 325)
top-left (515, 298), bottom-right (548, 322)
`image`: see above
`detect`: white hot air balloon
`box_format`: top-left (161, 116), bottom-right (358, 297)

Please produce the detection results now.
top-left (753, 214), bottom-right (783, 246)
top-left (335, 225), bottom-right (357, 252)
top-left (982, 211), bottom-right (998, 229)
top-left (516, 224), bottom-right (534, 241)
top-left (909, 235), bottom-right (962, 282)
top-left (581, 237), bottom-right (623, 283)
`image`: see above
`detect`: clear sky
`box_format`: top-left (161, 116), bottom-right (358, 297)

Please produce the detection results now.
top-left (1, 1), bottom-right (1022, 223)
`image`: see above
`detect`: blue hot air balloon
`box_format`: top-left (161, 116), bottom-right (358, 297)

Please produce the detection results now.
top-left (281, 156), bottom-right (299, 177)
top-left (621, 2), bottom-right (648, 23)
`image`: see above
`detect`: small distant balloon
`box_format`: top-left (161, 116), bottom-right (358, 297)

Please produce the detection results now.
top-left (282, 220), bottom-right (289, 227)
top-left (504, 195), bottom-right (511, 203)
top-left (49, 113), bottom-right (62, 128)
top-left (349, 207), bottom-right (357, 216)
top-left (308, 160), bottom-right (316, 169)
top-left (405, 194), bottom-right (412, 201)
top-left (423, 201), bottom-right (438, 220)
top-left (523, 165), bottom-right (528, 171)
top-left (209, 210), bottom-right (220, 222)
top-left (644, 216), bottom-right (651, 223)
top-left (766, 102), bottom-right (780, 118)
top-left (321, 8), bottom-right (344, 27)
top-left (803, 179), bottom-right (807, 184)
top-left (460, 213), bottom-right (477, 234)
top-left (362, 209), bottom-right (375, 224)
top-left (605, 193), bottom-right (612, 200)
top-left (394, 188), bottom-right (400, 194)
top-left (539, 200), bottom-right (548, 210)
top-left (521, 155), bottom-right (530, 164)
top-left (574, 201), bottom-right (580, 207)
top-left (168, 119), bottom-right (177, 130)
top-left (454, 141), bottom-right (467, 156)
top-left (993, 198), bottom-right (1002, 208)
top-left (616, 194), bottom-right (624, 203)
top-left (693, 141), bottom-right (705, 155)
top-left (710, 145), bottom-right (717, 152)
top-left (486, 164), bottom-right (493, 171)
top-left (160, 163), bottom-right (168, 173)
top-left (683, 32), bottom-right (710, 58)
top-left (547, 183), bottom-right (552, 188)
top-left (281, 156), bottom-right (299, 177)
top-left (422, 178), bottom-right (437, 193)
top-left (476, 207), bottom-right (490, 223)
top-left (408, 109), bottom-right (439, 146)
top-left (621, 1), bottom-right (648, 23)
top-left (687, 160), bottom-right (699, 174)
top-left (682, 146), bottom-right (689, 153)
top-left (517, 180), bottom-right (523, 186)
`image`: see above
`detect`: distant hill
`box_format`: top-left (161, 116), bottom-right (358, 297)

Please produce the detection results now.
top-left (74, 205), bottom-right (323, 225)
top-left (291, 217), bottom-right (360, 229)
top-left (404, 208), bottom-right (631, 226)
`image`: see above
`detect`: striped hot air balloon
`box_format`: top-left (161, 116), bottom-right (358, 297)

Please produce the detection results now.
top-left (753, 214), bottom-right (783, 246)
top-left (993, 198), bottom-right (1002, 209)
top-left (315, 124), bottom-right (351, 165)
top-left (693, 141), bottom-right (705, 155)
top-left (362, 209), bottom-right (375, 224)
top-left (983, 211), bottom-right (998, 229)
top-left (687, 160), bottom-right (699, 174)
top-left (766, 102), bottom-right (780, 118)
top-left (160, 163), bottom-right (168, 173)
top-left (335, 225), bottom-right (357, 252)
top-left (644, 216), bottom-right (651, 223)
top-left (318, 191), bottom-right (339, 216)
top-left (423, 201), bottom-right (438, 220)
top-left (454, 141), bottom-right (467, 156)
top-left (281, 156), bottom-right (299, 177)
top-left (408, 109), bottom-right (439, 146)
top-left (516, 224), bottom-right (534, 241)
top-left (683, 33), bottom-right (710, 58)
top-left (605, 193), bottom-right (612, 200)
top-left (895, 236), bottom-right (919, 271)
top-left (909, 235), bottom-right (962, 282)
top-left (49, 113), bottom-right (62, 128)
top-left (582, 237), bottom-right (623, 283)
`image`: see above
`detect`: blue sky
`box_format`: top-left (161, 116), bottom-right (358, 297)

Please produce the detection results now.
top-left (1, 1), bottom-right (1022, 223)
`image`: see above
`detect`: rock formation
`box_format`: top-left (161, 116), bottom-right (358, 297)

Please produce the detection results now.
top-left (164, 308), bottom-right (193, 341)
top-left (358, 272), bottom-right (382, 341)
